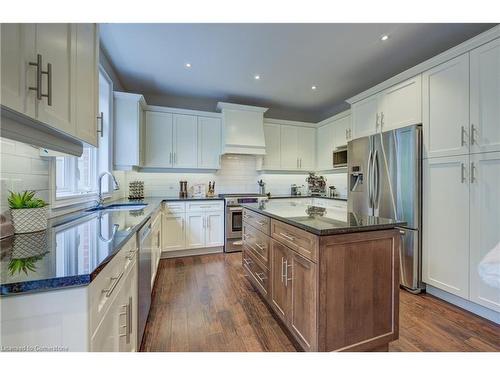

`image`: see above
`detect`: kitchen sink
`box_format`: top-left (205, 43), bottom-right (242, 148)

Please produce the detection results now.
top-left (86, 203), bottom-right (147, 212)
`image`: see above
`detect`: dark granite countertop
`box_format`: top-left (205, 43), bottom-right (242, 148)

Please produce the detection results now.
top-left (268, 194), bottom-right (348, 201)
top-left (0, 196), bottom-right (223, 296)
top-left (241, 200), bottom-right (405, 236)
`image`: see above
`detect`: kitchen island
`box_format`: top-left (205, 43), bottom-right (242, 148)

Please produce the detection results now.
top-left (241, 200), bottom-right (405, 352)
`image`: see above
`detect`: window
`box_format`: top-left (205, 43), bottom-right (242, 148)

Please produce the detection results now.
top-left (52, 66), bottom-right (113, 206)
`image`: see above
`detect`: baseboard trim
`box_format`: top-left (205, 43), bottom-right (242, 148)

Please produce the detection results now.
top-left (161, 246), bottom-right (224, 259)
top-left (426, 285), bottom-right (500, 324)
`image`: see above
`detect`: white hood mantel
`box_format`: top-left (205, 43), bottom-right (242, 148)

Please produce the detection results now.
top-left (217, 102), bottom-right (268, 155)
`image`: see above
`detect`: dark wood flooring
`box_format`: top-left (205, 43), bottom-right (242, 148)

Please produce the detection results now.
top-left (140, 252), bottom-right (500, 352)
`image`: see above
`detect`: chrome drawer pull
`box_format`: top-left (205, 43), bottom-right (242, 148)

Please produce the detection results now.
top-left (279, 232), bottom-right (295, 241)
top-left (256, 220), bottom-right (267, 226)
top-left (255, 272), bottom-right (266, 283)
top-left (255, 243), bottom-right (265, 251)
top-left (243, 258), bottom-right (253, 266)
top-left (102, 272), bottom-right (124, 297)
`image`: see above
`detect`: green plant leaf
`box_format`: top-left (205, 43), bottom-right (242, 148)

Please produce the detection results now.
top-left (8, 190), bottom-right (47, 209)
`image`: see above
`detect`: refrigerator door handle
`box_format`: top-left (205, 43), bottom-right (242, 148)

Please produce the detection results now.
top-left (373, 149), bottom-right (380, 210)
top-left (366, 148), bottom-right (373, 208)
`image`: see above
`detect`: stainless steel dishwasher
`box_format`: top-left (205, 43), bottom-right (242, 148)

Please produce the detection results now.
top-left (137, 218), bottom-right (152, 347)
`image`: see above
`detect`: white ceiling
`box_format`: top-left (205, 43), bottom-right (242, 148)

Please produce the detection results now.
top-left (100, 23), bottom-right (496, 122)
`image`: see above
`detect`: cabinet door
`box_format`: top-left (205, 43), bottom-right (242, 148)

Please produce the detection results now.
top-left (297, 127), bottom-right (315, 171)
top-left (118, 265), bottom-right (138, 352)
top-left (198, 116), bottom-right (221, 169)
top-left (423, 54), bottom-right (469, 158)
top-left (280, 125), bottom-right (299, 170)
top-left (423, 155), bottom-right (469, 298)
top-left (144, 111), bottom-right (173, 167)
top-left (91, 294), bottom-right (120, 351)
top-left (316, 123), bottom-right (335, 171)
top-left (380, 75), bottom-right (422, 132)
top-left (1, 23), bottom-right (36, 117)
top-left (173, 114), bottom-right (198, 168)
top-left (205, 211), bottom-right (224, 247)
top-left (288, 252), bottom-right (317, 351)
top-left (35, 24), bottom-right (76, 136)
top-left (162, 213), bottom-right (185, 251)
top-left (75, 23), bottom-right (98, 147)
top-left (351, 94), bottom-right (379, 140)
top-left (270, 239), bottom-right (289, 320)
top-left (333, 115), bottom-right (352, 149)
top-left (185, 212), bottom-right (205, 248)
top-left (263, 124), bottom-right (281, 169)
top-left (470, 38), bottom-right (500, 154)
top-left (469, 152), bottom-right (500, 312)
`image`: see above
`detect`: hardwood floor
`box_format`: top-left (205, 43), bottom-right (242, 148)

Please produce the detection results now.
top-left (140, 252), bottom-right (500, 352)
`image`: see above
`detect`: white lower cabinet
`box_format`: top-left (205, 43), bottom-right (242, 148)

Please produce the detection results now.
top-left (162, 213), bottom-right (186, 251)
top-left (161, 201), bottom-right (224, 255)
top-left (469, 152), bottom-right (500, 312)
top-left (423, 155), bottom-right (470, 299)
top-left (151, 211), bottom-right (162, 287)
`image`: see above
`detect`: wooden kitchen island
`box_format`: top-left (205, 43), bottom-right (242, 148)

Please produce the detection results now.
top-left (241, 200), bottom-right (404, 352)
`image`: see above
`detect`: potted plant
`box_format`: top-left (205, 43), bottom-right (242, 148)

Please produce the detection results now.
top-left (8, 190), bottom-right (49, 234)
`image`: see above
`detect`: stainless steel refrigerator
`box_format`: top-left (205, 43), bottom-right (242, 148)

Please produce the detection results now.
top-left (347, 124), bottom-right (423, 292)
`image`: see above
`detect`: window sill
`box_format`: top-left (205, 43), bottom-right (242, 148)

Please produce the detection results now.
top-left (52, 192), bottom-right (112, 210)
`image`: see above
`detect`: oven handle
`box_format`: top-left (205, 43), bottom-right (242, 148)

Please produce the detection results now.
top-left (228, 207), bottom-right (243, 212)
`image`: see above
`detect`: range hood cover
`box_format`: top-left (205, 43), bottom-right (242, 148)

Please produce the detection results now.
top-left (217, 102), bottom-right (268, 155)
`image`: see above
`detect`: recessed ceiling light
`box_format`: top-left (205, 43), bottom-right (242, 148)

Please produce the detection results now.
top-left (311, 85), bottom-right (317, 90)
top-left (185, 62), bottom-right (192, 68)
top-left (254, 74), bottom-right (261, 80)
top-left (381, 35), bottom-right (389, 41)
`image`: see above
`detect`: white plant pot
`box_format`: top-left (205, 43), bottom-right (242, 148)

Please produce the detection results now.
top-left (10, 206), bottom-right (49, 234)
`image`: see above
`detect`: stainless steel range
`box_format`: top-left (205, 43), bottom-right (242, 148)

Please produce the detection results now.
top-left (220, 193), bottom-right (268, 253)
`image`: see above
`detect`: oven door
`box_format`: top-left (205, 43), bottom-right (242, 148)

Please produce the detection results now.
top-left (226, 206), bottom-right (243, 239)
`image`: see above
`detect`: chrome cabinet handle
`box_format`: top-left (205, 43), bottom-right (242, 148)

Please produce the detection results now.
top-left (375, 113), bottom-right (380, 131)
top-left (461, 126), bottom-right (467, 147)
top-left (243, 257), bottom-right (253, 266)
top-left (281, 257), bottom-right (285, 283)
top-left (255, 243), bottom-right (265, 251)
top-left (279, 232), bottom-right (295, 242)
top-left (255, 272), bottom-right (266, 283)
top-left (96, 112), bottom-right (104, 137)
top-left (102, 272), bottom-right (124, 297)
top-left (461, 163), bottom-right (467, 183)
top-left (470, 162), bottom-right (476, 183)
top-left (471, 124), bottom-right (477, 145)
top-left (345, 128), bottom-right (348, 140)
top-left (284, 259), bottom-right (292, 287)
top-left (126, 249), bottom-right (137, 261)
top-left (41, 61), bottom-right (52, 106)
top-left (256, 220), bottom-right (267, 226)
top-left (380, 112), bottom-right (384, 130)
top-left (29, 54), bottom-right (42, 99)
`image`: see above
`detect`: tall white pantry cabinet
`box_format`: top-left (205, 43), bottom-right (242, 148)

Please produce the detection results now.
top-left (423, 38), bottom-right (500, 314)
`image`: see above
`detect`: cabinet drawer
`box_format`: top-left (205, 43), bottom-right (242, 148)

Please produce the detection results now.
top-left (243, 208), bottom-right (270, 235)
top-left (89, 235), bottom-right (138, 335)
top-left (186, 200), bottom-right (224, 212)
top-left (163, 201), bottom-right (186, 214)
top-left (242, 248), bottom-right (269, 296)
top-left (271, 219), bottom-right (318, 262)
top-left (243, 223), bottom-right (270, 268)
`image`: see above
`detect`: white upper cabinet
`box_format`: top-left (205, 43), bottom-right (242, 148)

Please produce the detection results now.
top-left (75, 24), bottom-right (99, 147)
top-left (333, 114), bottom-right (352, 149)
top-left (423, 155), bottom-right (470, 299)
top-left (263, 124), bottom-right (281, 169)
top-left (1, 23), bottom-right (99, 146)
top-left (280, 125), bottom-right (299, 170)
top-left (351, 94), bottom-right (379, 139)
top-left (114, 92), bottom-right (146, 169)
top-left (470, 38), bottom-right (500, 154)
top-left (379, 76), bottom-right (422, 132)
top-left (316, 122), bottom-right (335, 171)
top-left (469, 152), bottom-right (500, 312)
top-left (198, 116), bottom-right (222, 169)
top-left (173, 114), bottom-right (198, 168)
top-left (35, 24), bottom-right (75, 136)
top-left (144, 111), bottom-right (173, 168)
top-left (1, 24), bottom-right (36, 117)
top-left (297, 127), bottom-right (315, 170)
top-left (423, 54), bottom-right (470, 158)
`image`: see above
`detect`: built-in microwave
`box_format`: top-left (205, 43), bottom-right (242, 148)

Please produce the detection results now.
top-left (333, 148), bottom-right (348, 168)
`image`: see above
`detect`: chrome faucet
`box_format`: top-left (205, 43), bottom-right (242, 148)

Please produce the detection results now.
top-left (97, 171), bottom-right (120, 207)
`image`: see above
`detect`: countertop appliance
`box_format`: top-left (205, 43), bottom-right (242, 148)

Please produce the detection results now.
top-left (137, 219), bottom-right (152, 346)
top-left (348, 124), bottom-right (423, 293)
top-left (220, 193), bottom-right (268, 253)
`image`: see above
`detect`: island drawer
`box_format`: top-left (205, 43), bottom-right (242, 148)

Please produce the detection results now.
top-left (89, 235), bottom-right (138, 335)
top-left (186, 200), bottom-right (224, 212)
top-left (271, 219), bottom-right (319, 262)
top-left (243, 248), bottom-right (269, 296)
top-left (243, 208), bottom-right (270, 235)
top-left (163, 201), bottom-right (186, 214)
top-left (243, 222), bottom-right (270, 268)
